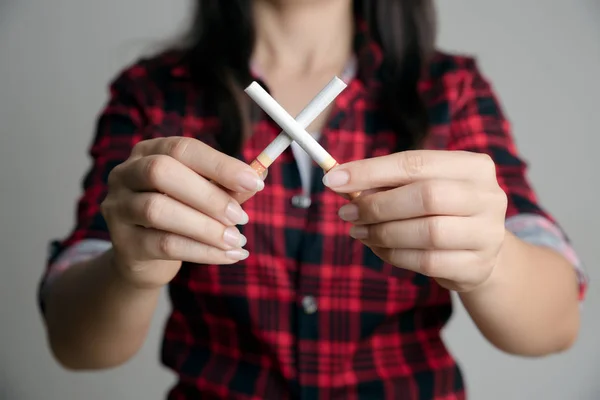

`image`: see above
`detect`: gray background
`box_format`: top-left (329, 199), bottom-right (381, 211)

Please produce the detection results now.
top-left (0, 0), bottom-right (598, 399)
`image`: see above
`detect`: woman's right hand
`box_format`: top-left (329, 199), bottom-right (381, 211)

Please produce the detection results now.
top-left (100, 137), bottom-right (264, 289)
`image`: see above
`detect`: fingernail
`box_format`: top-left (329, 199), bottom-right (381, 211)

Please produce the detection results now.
top-left (260, 169), bottom-right (269, 181)
top-left (338, 204), bottom-right (359, 222)
top-left (226, 249), bottom-right (250, 261)
top-left (226, 202), bottom-right (249, 225)
top-left (223, 227), bottom-right (244, 248)
top-left (239, 170), bottom-right (265, 192)
top-left (323, 170), bottom-right (350, 188)
top-left (349, 226), bottom-right (368, 239)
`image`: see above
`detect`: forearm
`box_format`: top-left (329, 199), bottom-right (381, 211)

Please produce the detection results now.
top-left (44, 249), bottom-right (161, 370)
top-left (460, 230), bottom-right (581, 356)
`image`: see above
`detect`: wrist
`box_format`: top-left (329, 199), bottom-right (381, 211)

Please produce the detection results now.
top-left (460, 229), bottom-right (513, 299)
top-left (103, 249), bottom-right (163, 293)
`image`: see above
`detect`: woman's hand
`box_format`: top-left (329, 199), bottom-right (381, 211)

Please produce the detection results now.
top-left (323, 150), bottom-right (508, 292)
top-left (100, 137), bottom-right (264, 289)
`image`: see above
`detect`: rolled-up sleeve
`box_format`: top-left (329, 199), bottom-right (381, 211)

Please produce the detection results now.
top-left (447, 57), bottom-right (588, 301)
top-left (38, 66), bottom-right (147, 313)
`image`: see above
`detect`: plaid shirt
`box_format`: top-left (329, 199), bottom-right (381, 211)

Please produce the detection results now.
top-left (40, 28), bottom-right (587, 400)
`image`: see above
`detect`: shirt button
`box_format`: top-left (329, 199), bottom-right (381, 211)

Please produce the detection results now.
top-left (302, 296), bottom-right (318, 314)
top-left (291, 195), bottom-right (312, 209)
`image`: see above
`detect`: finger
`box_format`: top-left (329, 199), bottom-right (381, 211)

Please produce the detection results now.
top-left (323, 150), bottom-right (496, 192)
top-left (338, 180), bottom-right (485, 224)
top-left (119, 192), bottom-right (247, 251)
top-left (230, 190), bottom-right (256, 205)
top-left (371, 247), bottom-right (479, 281)
top-left (226, 167), bottom-right (269, 205)
top-left (133, 226), bottom-right (249, 265)
top-left (132, 137), bottom-right (264, 192)
top-left (350, 216), bottom-right (487, 250)
top-left (119, 156), bottom-right (249, 226)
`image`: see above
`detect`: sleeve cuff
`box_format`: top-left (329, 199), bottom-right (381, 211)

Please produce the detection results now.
top-left (505, 213), bottom-right (588, 302)
top-left (39, 239), bottom-right (113, 314)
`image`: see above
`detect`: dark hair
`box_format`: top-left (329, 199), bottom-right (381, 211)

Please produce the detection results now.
top-left (181, 0), bottom-right (436, 156)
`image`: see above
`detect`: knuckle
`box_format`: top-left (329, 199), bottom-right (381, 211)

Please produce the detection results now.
top-left (383, 247), bottom-right (398, 265)
top-left (367, 198), bottom-right (383, 221)
top-left (418, 251), bottom-right (438, 277)
top-left (141, 194), bottom-right (165, 226)
top-left (452, 280), bottom-right (474, 293)
top-left (195, 220), bottom-right (212, 242)
top-left (100, 198), bottom-right (113, 221)
top-left (165, 137), bottom-right (191, 160)
top-left (426, 218), bottom-right (445, 248)
top-left (203, 184), bottom-right (222, 206)
top-left (420, 182), bottom-right (440, 214)
top-left (107, 162), bottom-right (126, 189)
top-left (131, 140), bottom-right (149, 157)
top-left (366, 224), bottom-right (380, 243)
top-left (476, 153), bottom-right (496, 176)
top-left (157, 233), bottom-right (177, 257)
top-left (107, 170), bottom-right (119, 190)
top-left (131, 141), bottom-right (143, 156)
top-left (212, 157), bottom-right (228, 180)
top-left (100, 195), bottom-right (123, 224)
top-left (372, 224), bottom-right (389, 245)
top-left (198, 245), bottom-right (217, 264)
top-left (401, 151), bottom-right (425, 177)
top-left (144, 155), bottom-right (170, 186)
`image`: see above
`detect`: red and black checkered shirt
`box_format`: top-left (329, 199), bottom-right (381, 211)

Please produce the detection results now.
top-left (41, 29), bottom-right (587, 400)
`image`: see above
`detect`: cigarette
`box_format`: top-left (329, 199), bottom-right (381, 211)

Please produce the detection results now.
top-left (245, 80), bottom-right (361, 199)
top-left (249, 77), bottom-right (347, 176)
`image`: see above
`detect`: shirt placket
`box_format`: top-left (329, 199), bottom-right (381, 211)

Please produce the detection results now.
top-left (293, 93), bottom-right (359, 398)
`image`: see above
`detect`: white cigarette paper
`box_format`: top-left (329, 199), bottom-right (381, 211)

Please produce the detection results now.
top-left (245, 81), bottom-right (339, 171)
top-left (260, 77), bottom-right (347, 163)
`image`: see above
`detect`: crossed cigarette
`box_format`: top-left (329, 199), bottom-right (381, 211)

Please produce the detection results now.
top-left (245, 77), bottom-right (361, 200)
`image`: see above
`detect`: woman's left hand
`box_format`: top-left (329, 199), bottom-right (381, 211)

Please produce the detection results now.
top-left (323, 150), bottom-right (508, 292)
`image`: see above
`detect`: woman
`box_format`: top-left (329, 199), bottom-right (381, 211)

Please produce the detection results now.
top-left (39, 1), bottom-right (587, 399)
